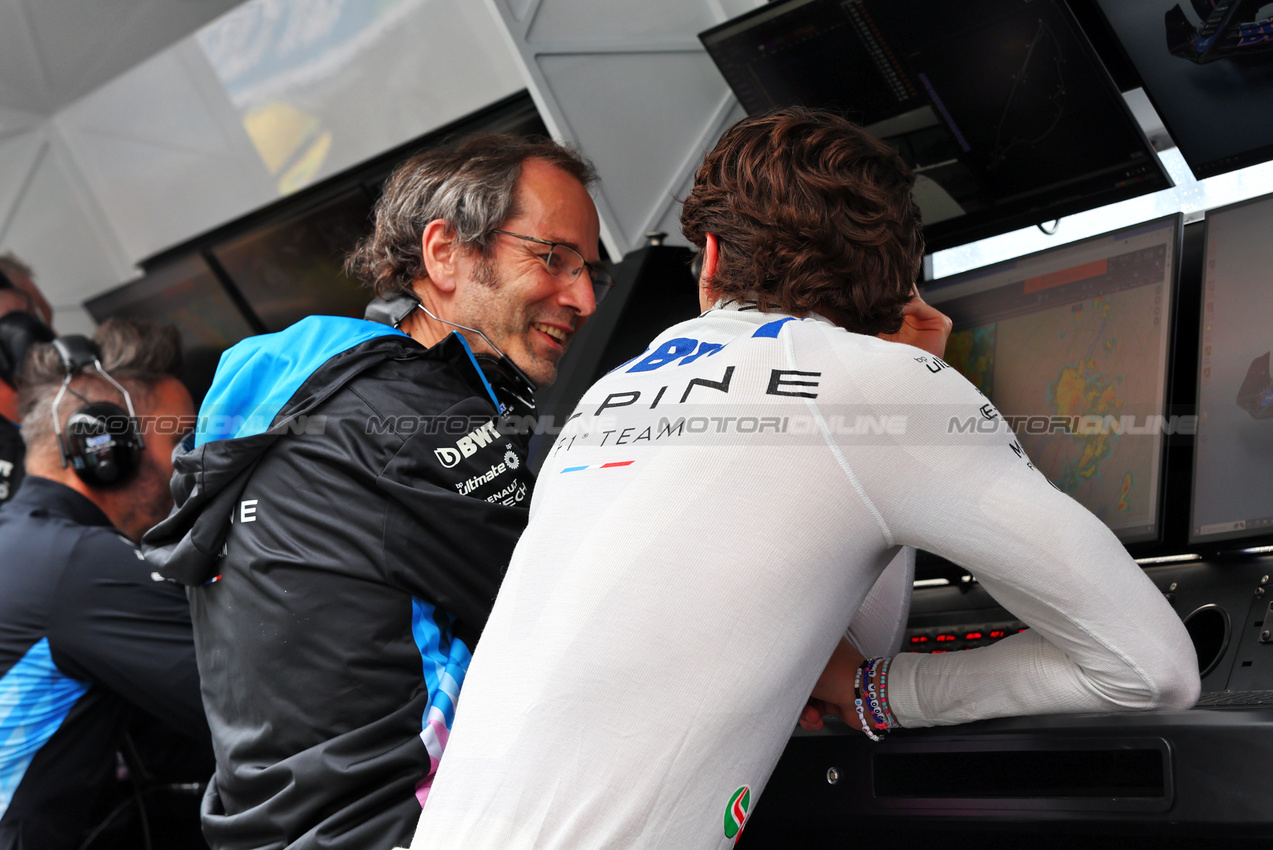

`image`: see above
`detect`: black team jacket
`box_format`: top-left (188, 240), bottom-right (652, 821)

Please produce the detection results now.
top-left (142, 316), bottom-right (536, 850)
top-left (0, 477), bottom-right (207, 849)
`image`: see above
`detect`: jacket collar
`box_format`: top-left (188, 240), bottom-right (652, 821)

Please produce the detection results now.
top-left (6, 475), bottom-right (115, 529)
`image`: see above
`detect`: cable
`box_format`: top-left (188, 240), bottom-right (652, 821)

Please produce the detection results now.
top-left (79, 733), bottom-right (157, 850)
top-left (1037, 219), bottom-right (1061, 235)
top-left (120, 732), bottom-right (154, 850)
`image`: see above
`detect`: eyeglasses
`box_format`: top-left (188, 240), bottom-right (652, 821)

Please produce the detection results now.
top-left (492, 230), bottom-right (614, 306)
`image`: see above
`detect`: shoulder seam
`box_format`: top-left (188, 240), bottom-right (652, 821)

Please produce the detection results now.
top-left (784, 329), bottom-right (894, 547)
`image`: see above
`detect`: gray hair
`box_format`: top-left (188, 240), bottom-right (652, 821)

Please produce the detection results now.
top-left (19, 318), bottom-right (182, 461)
top-left (345, 134), bottom-right (597, 299)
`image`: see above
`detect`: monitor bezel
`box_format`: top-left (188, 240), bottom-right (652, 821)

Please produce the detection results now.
top-left (698, 0), bottom-right (1174, 253)
top-left (1088, 0), bottom-right (1273, 181)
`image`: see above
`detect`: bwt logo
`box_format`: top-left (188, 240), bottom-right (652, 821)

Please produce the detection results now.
top-left (434, 420), bottom-right (501, 468)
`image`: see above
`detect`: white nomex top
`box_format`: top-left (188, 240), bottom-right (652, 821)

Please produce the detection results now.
top-left (410, 301), bottom-right (1200, 849)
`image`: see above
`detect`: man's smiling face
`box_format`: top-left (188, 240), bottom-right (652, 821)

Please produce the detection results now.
top-left (447, 158), bottom-right (602, 388)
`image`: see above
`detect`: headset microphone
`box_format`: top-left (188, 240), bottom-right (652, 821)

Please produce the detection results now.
top-left (364, 292), bottom-right (537, 417)
top-left (413, 303), bottom-right (538, 410)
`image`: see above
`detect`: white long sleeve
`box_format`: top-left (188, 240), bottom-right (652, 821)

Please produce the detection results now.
top-left (410, 304), bottom-right (1199, 850)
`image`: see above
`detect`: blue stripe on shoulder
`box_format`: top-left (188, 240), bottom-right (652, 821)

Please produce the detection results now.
top-left (450, 333), bottom-right (502, 414)
top-left (196, 316), bottom-right (405, 447)
top-left (0, 638), bottom-right (89, 815)
top-left (752, 317), bottom-right (797, 338)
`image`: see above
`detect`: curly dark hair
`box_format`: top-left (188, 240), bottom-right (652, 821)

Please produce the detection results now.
top-left (346, 134), bottom-right (597, 299)
top-left (681, 108), bottom-right (924, 335)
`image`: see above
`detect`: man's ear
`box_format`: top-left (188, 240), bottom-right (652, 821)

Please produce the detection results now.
top-left (421, 219), bottom-right (460, 293)
top-left (698, 233), bottom-right (721, 309)
top-left (701, 233), bottom-right (720, 284)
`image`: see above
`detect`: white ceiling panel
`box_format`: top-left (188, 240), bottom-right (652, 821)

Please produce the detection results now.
top-left (0, 104), bottom-right (44, 142)
top-left (0, 130), bottom-right (48, 237)
top-left (538, 50), bottom-right (734, 245)
top-left (0, 144), bottom-right (123, 333)
top-left (0, 1), bottom-right (52, 112)
top-left (62, 126), bottom-right (273, 263)
top-left (504, 0), bottom-right (536, 24)
top-left (56, 0), bottom-right (522, 264)
top-left (58, 48), bottom-right (249, 158)
top-left (0, 0), bottom-right (245, 113)
top-left (486, 0), bottom-right (764, 259)
top-left (526, 0), bottom-right (720, 43)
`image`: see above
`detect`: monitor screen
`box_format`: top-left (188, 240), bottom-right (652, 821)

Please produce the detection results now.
top-left (699, 0), bottom-right (1172, 252)
top-left (923, 215), bottom-right (1182, 544)
top-left (1093, 0), bottom-right (1273, 180)
top-left (84, 254), bottom-right (258, 404)
top-left (211, 187), bottom-right (375, 332)
top-left (1191, 193), bottom-right (1273, 544)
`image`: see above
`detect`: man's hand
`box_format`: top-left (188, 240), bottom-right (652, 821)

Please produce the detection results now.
top-left (798, 636), bottom-right (866, 731)
top-left (878, 289), bottom-right (952, 358)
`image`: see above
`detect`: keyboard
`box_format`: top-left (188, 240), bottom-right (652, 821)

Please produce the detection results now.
top-left (1196, 690), bottom-right (1273, 707)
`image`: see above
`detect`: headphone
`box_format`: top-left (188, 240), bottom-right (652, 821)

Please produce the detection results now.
top-left (50, 335), bottom-right (146, 487)
top-left (0, 267), bottom-right (55, 389)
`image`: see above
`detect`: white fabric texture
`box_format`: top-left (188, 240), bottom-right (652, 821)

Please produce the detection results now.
top-left (410, 303), bottom-right (1199, 850)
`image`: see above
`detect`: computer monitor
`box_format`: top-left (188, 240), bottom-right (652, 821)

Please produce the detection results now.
top-left (84, 254), bottom-right (258, 404)
top-left (699, 0), bottom-right (1172, 252)
top-left (210, 187), bottom-right (374, 332)
top-left (924, 215), bottom-right (1183, 544)
top-left (1092, 0), bottom-right (1273, 180)
top-left (1190, 193), bottom-right (1273, 545)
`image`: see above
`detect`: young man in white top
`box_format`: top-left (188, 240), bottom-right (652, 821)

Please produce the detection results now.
top-left (406, 107), bottom-right (1200, 850)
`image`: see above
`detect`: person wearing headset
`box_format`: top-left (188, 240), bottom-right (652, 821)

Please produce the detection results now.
top-left (0, 319), bottom-right (206, 849)
top-left (0, 253), bottom-right (56, 504)
top-left (142, 134), bottom-right (607, 850)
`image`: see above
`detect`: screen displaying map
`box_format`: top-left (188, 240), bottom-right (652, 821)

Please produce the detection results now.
top-left (1192, 193), bottom-right (1273, 544)
top-left (924, 216), bottom-right (1181, 543)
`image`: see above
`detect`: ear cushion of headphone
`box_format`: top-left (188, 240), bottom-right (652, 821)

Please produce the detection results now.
top-left (63, 401), bottom-right (141, 486)
top-left (0, 311), bottom-right (56, 388)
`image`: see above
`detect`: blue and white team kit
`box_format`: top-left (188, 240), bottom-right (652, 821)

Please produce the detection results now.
top-left (409, 300), bottom-right (1196, 849)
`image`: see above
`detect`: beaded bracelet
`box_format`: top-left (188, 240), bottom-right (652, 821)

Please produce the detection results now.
top-left (862, 658), bottom-right (889, 730)
top-left (860, 657), bottom-right (902, 733)
top-left (866, 656), bottom-right (901, 731)
top-left (875, 657), bottom-right (901, 731)
top-left (852, 661), bottom-right (882, 742)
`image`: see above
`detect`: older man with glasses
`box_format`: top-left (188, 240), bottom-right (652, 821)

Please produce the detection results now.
top-left (143, 134), bottom-right (606, 850)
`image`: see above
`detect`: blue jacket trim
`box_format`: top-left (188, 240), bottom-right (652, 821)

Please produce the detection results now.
top-left (196, 317), bottom-right (405, 447)
top-left (0, 638), bottom-right (89, 816)
top-left (410, 598), bottom-right (472, 770)
top-left (449, 333), bottom-right (503, 414)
